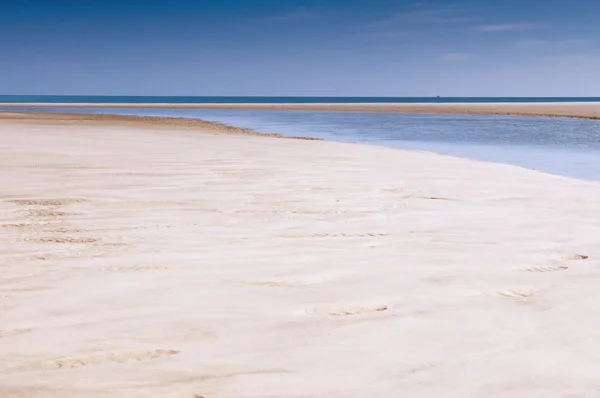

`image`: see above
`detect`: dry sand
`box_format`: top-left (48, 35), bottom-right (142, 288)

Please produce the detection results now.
top-left (1, 101), bottom-right (600, 119)
top-left (2, 112), bottom-right (600, 397)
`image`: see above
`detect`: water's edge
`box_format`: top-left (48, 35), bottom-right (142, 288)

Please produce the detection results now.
top-left (3, 109), bottom-right (599, 184)
top-left (0, 110), bottom-right (323, 141)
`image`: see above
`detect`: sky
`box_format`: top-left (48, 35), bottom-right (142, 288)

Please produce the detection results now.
top-left (1, 0), bottom-right (600, 96)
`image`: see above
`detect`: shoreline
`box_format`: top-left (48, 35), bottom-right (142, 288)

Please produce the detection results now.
top-left (3, 114), bottom-right (600, 397)
top-left (0, 110), bottom-right (322, 140)
top-left (1, 101), bottom-right (600, 120)
top-left (1, 109), bottom-right (597, 184)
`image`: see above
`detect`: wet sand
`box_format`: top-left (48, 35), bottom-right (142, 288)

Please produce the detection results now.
top-left (2, 113), bottom-right (600, 397)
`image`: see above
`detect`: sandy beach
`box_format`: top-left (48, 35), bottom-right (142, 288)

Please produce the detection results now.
top-left (3, 112), bottom-right (600, 397)
top-left (1, 101), bottom-right (600, 119)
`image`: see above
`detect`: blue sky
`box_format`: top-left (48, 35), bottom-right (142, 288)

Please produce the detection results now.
top-left (1, 0), bottom-right (599, 96)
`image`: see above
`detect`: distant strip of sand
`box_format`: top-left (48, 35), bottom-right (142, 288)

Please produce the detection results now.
top-left (2, 112), bottom-right (600, 397)
top-left (0, 111), bottom-right (322, 140)
top-left (1, 101), bottom-right (600, 119)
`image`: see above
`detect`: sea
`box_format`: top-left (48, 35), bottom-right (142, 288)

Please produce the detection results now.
top-left (1, 95), bottom-right (600, 104)
top-left (2, 96), bottom-right (600, 181)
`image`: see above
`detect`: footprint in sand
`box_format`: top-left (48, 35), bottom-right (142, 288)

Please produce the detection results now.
top-left (27, 209), bottom-right (73, 218)
top-left (284, 232), bottom-right (390, 238)
top-left (13, 349), bottom-right (179, 372)
top-left (301, 304), bottom-right (389, 317)
top-left (518, 254), bottom-right (589, 274)
top-left (100, 265), bottom-right (170, 272)
top-left (491, 286), bottom-right (542, 300)
top-left (521, 265), bottom-right (569, 273)
top-left (16, 164), bottom-right (92, 170)
top-left (1, 286), bottom-right (52, 294)
top-left (7, 198), bottom-right (90, 207)
top-left (566, 254), bottom-right (589, 260)
top-left (237, 272), bottom-right (350, 288)
top-left (0, 328), bottom-right (32, 339)
top-left (312, 232), bottom-right (390, 238)
top-left (34, 237), bottom-right (99, 244)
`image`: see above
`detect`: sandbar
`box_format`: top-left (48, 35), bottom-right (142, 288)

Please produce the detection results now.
top-left (1, 101), bottom-right (600, 119)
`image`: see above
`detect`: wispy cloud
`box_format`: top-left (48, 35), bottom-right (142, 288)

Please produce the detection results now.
top-left (516, 38), bottom-right (588, 49)
top-left (260, 6), bottom-right (316, 23)
top-left (477, 23), bottom-right (542, 32)
top-left (440, 52), bottom-right (472, 61)
top-left (383, 5), bottom-right (473, 25)
top-left (360, 3), bottom-right (473, 39)
top-left (515, 39), bottom-right (550, 48)
top-left (541, 53), bottom-right (600, 68)
top-left (555, 53), bottom-right (600, 61)
top-left (360, 30), bottom-right (409, 40)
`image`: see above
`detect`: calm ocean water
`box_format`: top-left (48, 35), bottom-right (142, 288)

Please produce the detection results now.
top-left (3, 105), bottom-right (600, 181)
top-left (1, 95), bottom-right (600, 104)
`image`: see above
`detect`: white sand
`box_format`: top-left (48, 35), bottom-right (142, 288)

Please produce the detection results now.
top-left (2, 114), bottom-right (600, 397)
